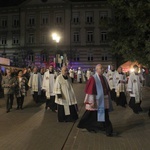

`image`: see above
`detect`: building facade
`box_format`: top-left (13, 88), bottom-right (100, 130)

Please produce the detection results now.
top-left (0, 0), bottom-right (115, 69)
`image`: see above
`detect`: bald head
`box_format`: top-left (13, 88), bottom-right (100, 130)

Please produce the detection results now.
top-left (61, 66), bottom-right (68, 76)
top-left (95, 64), bottom-right (103, 75)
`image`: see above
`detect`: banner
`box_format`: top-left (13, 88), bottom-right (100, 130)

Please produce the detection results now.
top-left (0, 57), bottom-right (10, 66)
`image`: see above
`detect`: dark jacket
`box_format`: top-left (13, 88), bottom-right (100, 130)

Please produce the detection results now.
top-left (15, 76), bottom-right (28, 97)
top-left (2, 75), bottom-right (17, 94)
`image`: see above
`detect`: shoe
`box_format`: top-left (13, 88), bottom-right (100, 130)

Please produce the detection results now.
top-left (52, 109), bottom-right (57, 113)
top-left (6, 110), bottom-right (10, 113)
top-left (106, 132), bottom-right (118, 137)
top-left (87, 129), bottom-right (97, 133)
top-left (106, 133), bottom-right (113, 137)
top-left (133, 110), bottom-right (139, 114)
top-left (138, 108), bottom-right (143, 112)
top-left (16, 107), bottom-right (19, 110)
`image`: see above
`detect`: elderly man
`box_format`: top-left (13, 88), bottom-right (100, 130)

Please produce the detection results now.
top-left (2, 69), bottom-right (17, 113)
top-left (54, 66), bottom-right (78, 122)
top-left (77, 64), bottom-right (115, 136)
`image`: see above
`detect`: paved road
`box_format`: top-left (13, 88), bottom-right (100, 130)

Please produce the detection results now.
top-left (0, 83), bottom-right (150, 150)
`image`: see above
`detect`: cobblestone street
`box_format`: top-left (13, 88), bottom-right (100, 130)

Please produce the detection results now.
top-left (0, 83), bottom-right (150, 150)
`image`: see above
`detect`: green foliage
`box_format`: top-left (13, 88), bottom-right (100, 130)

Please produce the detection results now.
top-left (108, 0), bottom-right (150, 67)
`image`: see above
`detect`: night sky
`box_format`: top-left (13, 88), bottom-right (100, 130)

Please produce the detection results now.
top-left (0, 0), bottom-right (26, 7)
top-left (0, 0), bottom-right (106, 7)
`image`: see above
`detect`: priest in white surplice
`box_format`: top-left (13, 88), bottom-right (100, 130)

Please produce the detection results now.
top-left (106, 65), bottom-right (116, 101)
top-left (42, 65), bottom-right (57, 111)
top-left (54, 66), bottom-right (78, 122)
top-left (114, 66), bottom-right (127, 107)
top-left (28, 67), bottom-right (42, 104)
top-left (127, 65), bottom-right (144, 114)
top-left (69, 67), bottom-right (75, 83)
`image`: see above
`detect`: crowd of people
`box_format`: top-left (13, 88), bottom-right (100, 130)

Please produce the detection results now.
top-left (0, 63), bottom-right (148, 137)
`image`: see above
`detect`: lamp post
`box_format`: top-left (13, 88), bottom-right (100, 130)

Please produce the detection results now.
top-left (52, 33), bottom-right (61, 69)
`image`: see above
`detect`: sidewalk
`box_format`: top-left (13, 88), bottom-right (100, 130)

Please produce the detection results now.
top-left (0, 84), bottom-right (150, 150)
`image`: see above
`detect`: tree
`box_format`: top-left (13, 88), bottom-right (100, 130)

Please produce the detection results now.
top-left (108, 0), bottom-right (150, 67)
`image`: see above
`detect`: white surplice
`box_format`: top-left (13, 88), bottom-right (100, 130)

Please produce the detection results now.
top-left (42, 71), bottom-right (56, 99)
top-left (54, 74), bottom-right (77, 115)
top-left (127, 72), bottom-right (144, 103)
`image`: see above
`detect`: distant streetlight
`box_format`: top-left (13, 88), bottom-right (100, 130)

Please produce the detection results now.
top-left (51, 32), bottom-right (61, 69)
top-left (52, 33), bottom-right (60, 43)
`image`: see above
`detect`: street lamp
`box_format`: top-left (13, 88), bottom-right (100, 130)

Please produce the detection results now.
top-left (52, 32), bottom-right (61, 69)
top-left (52, 33), bottom-right (60, 43)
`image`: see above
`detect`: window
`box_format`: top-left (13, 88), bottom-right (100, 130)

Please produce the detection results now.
top-left (0, 36), bottom-right (7, 45)
top-left (28, 34), bottom-right (35, 44)
top-left (1, 17), bottom-right (7, 28)
top-left (56, 16), bottom-right (62, 24)
top-left (99, 11), bottom-right (108, 20)
top-left (28, 54), bottom-right (34, 62)
top-left (41, 33), bottom-right (48, 44)
top-left (72, 12), bottom-right (80, 24)
top-left (85, 12), bottom-right (94, 24)
top-left (41, 14), bottom-right (48, 25)
top-left (102, 55), bottom-right (107, 61)
top-left (12, 16), bottom-right (19, 27)
top-left (28, 15), bottom-right (35, 26)
top-left (87, 31), bottom-right (94, 43)
top-left (100, 32), bottom-right (107, 42)
top-left (12, 35), bottom-right (19, 45)
top-left (55, 13), bottom-right (63, 24)
top-left (87, 53), bottom-right (93, 61)
top-left (73, 32), bottom-right (80, 42)
top-left (74, 54), bottom-right (80, 61)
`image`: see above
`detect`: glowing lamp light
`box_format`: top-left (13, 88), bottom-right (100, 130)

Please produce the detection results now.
top-left (130, 68), bottom-right (135, 72)
top-left (52, 33), bottom-right (57, 40)
top-left (55, 36), bottom-right (60, 43)
top-left (52, 33), bottom-right (60, 43)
